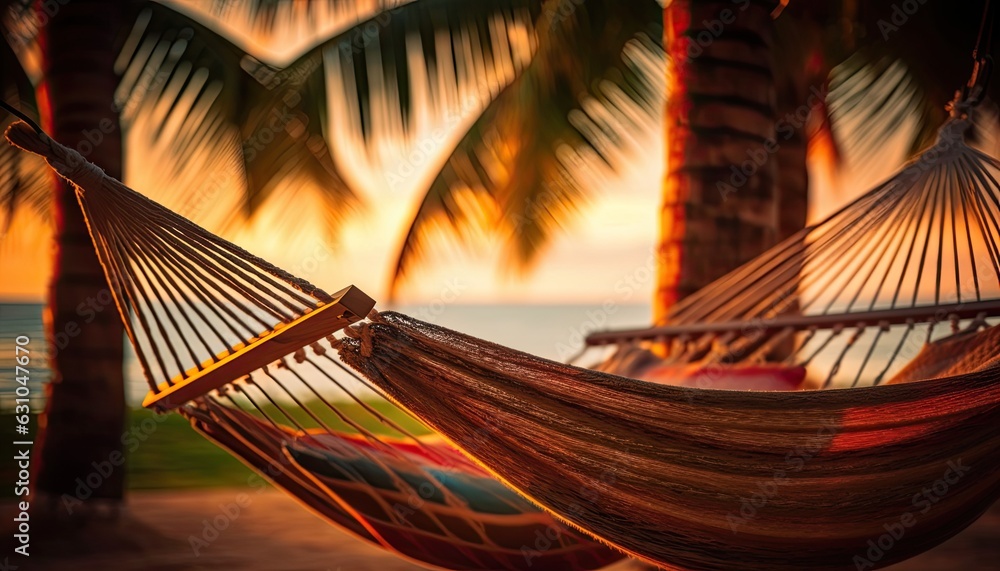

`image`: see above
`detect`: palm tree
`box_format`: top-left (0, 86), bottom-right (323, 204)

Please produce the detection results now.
top-left (655, 0), bottom-right (788, 319)
top-left (654, 0), bottom-right (998, 322)
top-left (2, 0), bottom-right (130, 508)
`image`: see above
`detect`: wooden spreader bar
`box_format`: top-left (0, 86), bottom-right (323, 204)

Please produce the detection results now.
top-left (586, 299), bottom-right (1000, 346)
top-left (143, 285), bottom-right (375, 412)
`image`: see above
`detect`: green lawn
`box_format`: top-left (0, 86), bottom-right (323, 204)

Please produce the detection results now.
top-left (125, 408), bottom-right (262, 489)
top-left (2, 401), bottom-right (430, 496)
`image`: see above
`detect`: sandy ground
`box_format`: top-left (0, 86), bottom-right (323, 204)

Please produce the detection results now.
top-left (1, 489), bottom-right (998, 570)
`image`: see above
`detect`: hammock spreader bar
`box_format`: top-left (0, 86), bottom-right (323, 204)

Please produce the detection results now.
top-left (142, 285), bottom-right (374, 411)
top-left (583, 112), bottom-right (1000, 390)
top-left (3, 120), bottom-right (375, 412)
top-left (588, 299), bottom-right (1000, 345)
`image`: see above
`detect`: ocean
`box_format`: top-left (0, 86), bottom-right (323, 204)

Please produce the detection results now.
top-left (0, 301), bottom-right (652, 410)
top-left (5, 299), bottom-right (986, 412)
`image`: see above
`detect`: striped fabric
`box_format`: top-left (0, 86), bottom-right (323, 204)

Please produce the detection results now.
top-left (185, 400), bottom-right (622, 570)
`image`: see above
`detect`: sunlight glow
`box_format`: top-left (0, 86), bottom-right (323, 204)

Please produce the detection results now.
top-left (0, 1), bottom-right (929, 306)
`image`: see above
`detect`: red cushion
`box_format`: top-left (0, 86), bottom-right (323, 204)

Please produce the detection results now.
top-left (637, 363), bottom-right (808, 390)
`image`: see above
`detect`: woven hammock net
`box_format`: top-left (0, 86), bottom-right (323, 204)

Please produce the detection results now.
top-left (5, 100), bottom-right (1000, 571)
top-left (588, 115), bottom-right (1000, 390)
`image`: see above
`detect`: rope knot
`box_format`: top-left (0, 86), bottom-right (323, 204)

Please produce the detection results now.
top-left (5, 120), bottom-right (108, 193)
top-left (936, 117), bottom-right (971, 146)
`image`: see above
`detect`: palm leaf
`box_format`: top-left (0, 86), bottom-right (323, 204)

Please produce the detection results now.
top-left (826, 1), bottom-right (999, 170)
top-left (117, 2), bottom-right (359, 233)
top-left (123, 0), bottom-right (544, 238)
top-left (319, 0), bottom-right (542, 142)
top-left (387, 0), bottom-right (664, 298)
top-left (0, 30), bottom-right (48, 237)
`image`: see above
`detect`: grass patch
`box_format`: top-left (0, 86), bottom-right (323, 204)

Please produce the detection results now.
top-left (124, 408), bottom-right (259, 490)
top-left (1, 401), bottom-right (429, 496)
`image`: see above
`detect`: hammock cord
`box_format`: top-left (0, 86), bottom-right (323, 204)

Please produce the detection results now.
top-left (872, 320), bottom-right (915, 385)
top-left (584, 112), bottom-right (1000, 391)
top-left (305, 351), bottom-right (448, 459)
top-left (974, 0), bottom-right (993, 60)
top-left (850, 322), bottom-right (886, 387)
top-left (245, 370), bottom-right (431, 516)
top-left (197, 357), bottom-right (605, 571)
top-left (2, 121), bottom-right (355, 391)
top-left (0, 99), bottom-right (42, 134)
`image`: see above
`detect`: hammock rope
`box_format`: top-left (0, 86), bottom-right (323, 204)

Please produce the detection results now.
top-left (4, 69), bottom-right (1000, 570)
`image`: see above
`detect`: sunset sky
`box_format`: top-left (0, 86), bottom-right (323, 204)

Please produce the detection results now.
top-left (0, 0), bottom-right (907, 306)
top-left (0, 121), bottom-right (898, 306)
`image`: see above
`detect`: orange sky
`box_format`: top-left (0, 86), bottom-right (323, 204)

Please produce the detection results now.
top-left (0, 1), bottom-right (911, 306)
top-left (0, 119), bottom-right (904, 305)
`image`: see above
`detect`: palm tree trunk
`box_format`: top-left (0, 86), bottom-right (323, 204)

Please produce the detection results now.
top-left (774, 116), bottom-right (808, 241)
top-left (773, 17), bottom-right (826, 244)
top-left (655, 0), bottom-right (781, 322)
top-left (765, 68), bottom-right (813, 359)
top-left (34, 0), bottom-right (126, 513)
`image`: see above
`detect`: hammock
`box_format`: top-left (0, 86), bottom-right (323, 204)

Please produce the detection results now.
top-left (6, 77), bottom-right (1000, 570)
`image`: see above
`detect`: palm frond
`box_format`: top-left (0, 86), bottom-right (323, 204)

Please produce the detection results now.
top-left (125, 0), bottom-right (546, 239)
top-left (0, 31), bottom-right (48, 237)
top-left (825, 0), bottom-right (999, 171)
top-left (119, 1), bottom-right (361, 234)
top-left (320, 0), bottom-right (543, 142)
top-left (828, 55), bottom-right (935, 167)
top-left (204, 0), bottom-right (416, 57)
top-left (387, 0), bottom-right (664, 298)
top-left (1, 0), bottom-right (38, 67)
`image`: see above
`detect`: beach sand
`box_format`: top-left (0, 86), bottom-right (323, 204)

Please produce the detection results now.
top-left (2, 489), bottom-right (997, 570)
